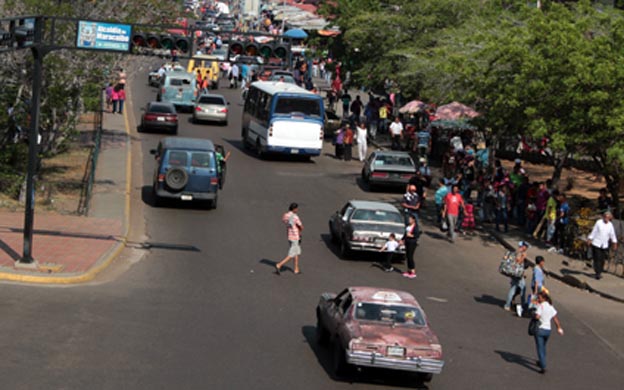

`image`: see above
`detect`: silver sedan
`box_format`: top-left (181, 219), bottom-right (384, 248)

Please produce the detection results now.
top-left (193, 94), bottom-right (229, 125)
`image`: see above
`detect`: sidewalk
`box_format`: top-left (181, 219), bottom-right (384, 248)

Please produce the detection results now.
top-left (489, 226), bottom-right (624, 303)
top-left (0, 111), bottom-right (129, 284)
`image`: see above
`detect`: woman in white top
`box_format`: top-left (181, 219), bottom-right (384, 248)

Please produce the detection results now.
top-left (355, 121), bottom-right (368, 161)
top-left (533, 291), bottom-right (564, 374)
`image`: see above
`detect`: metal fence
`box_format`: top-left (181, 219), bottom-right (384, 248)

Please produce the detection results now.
top-left (77, 89), bottom-right (104, 215)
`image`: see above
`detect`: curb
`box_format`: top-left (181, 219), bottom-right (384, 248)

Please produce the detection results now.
top-left (488, 229), bottom-right (624, 304)
top-left (0, 96), bottom-right (133, 285)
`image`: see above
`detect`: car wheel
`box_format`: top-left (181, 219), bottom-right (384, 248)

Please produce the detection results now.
top-left (339, 238), bottom-right (350, 259)
top-left (223, 120), bottom-right (228, 127)
top-left (333, 341), bottom-right (351, 377)
top-left (316, 316), bottom-right (330, 346)
top-left (209, 195), bottom-right (218, 209)
top-left (361, 169), bottom-right (367, 182)
top-left (329, 222), bottom-right (339, 244)
top-left (242, 128), bottom-right (251, 150)
top-left (171, 127), bottom-right (178, 135)
top-left (255, 139), bottom-right (264, 158)
top-left (152, 185), bottom-right (161, 207)
top-left (418, 373), bottom-right (433, 383)
top-left (164, 168), bottom-right (188, 191)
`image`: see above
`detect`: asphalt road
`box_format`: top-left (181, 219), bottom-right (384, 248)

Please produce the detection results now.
top-left (0, 70), bottom-right (622, 390)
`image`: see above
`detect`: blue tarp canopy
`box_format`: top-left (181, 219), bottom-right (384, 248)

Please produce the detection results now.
top-left (283, 28), bottom-right (308, 39)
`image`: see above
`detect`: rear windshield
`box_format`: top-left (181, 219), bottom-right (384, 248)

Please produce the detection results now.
top-left (374, 155), bottom-right (414, 167)
top-left (351, 209), bottom-right (403, 224)
top-left (149, 104), bottom-right (175, 113)
top-left (167, 151), bottom-right (188, 166)
top-left (274, 97), bottom-right (322, 117)
top-left (354, 303), bottom-right (426, 326)
top-left (198, 96), bottom-right (225, 105)
top-left (190, 152), bottom-right (215, 168)
top-left (169, 78), bottom-right (192, 86)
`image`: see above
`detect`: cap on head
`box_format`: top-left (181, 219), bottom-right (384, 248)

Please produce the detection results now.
top-left (289, 202), bottom-right (299, 211)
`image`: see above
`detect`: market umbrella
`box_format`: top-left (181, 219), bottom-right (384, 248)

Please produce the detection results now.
top-left (399, 100), bottom-right (425, 114)
top-left (435, 101), bottom-right (479, 120)
top-left (430, 119), bottom-right (476, 130)
top-left (283, 28), bottom-right (308, 39)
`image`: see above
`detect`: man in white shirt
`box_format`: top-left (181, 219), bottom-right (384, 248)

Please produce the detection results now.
top-left (587, 211), bottom-right (618, 280)
top-left (389, 117), bottom-right (403, 150)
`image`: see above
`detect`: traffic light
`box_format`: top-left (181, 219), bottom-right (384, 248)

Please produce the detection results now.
top-left (0, 29), bottom-right (11, 49)
top-left (228, 40), bottom-right (265, 59)
top-left (259, 42), bottom-right (290, 59)
top-left (131, 32), bottom-right (191, 56)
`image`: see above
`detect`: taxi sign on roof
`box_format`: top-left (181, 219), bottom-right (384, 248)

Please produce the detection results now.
top-left (372, 291), bottom-right (402, 302)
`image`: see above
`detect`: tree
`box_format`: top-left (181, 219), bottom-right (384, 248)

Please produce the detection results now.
top-left (0, 0), bottom-right (182, 196)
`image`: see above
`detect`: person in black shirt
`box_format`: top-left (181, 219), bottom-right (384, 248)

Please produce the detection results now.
top-left (597, 188), bottom-right (612, 212)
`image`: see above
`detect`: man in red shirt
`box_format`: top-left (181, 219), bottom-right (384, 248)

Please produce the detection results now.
top-left (442, 184), bottom-right (465, 243)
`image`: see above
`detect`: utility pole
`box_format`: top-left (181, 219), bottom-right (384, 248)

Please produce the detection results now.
top-left (19, 17), bottom-right (45, 265)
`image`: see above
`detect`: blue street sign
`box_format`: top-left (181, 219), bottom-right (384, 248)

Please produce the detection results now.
top-left (77, 21), bottom-right (131, 52)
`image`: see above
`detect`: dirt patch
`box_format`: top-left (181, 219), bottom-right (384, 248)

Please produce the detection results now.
top-left (501, 159), bottom-right (606, 205)
top-left (0, 145), bottom-right (91, 215)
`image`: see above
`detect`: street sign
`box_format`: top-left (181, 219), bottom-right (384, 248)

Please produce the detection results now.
top-left (76, 21), bottom-right (131, 52)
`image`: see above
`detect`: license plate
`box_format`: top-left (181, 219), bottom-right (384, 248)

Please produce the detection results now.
top-left (157, 117), bottom-right (165, 121)
top-left (291, 149), bottom-right (299, 154)
top-left (180, 194), bottom-right (193, 201)
top-left (387, 346), bottom-right (405, 357)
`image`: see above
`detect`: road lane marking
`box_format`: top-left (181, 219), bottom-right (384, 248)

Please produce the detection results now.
top-left (426, 297), bottom-right (448, 303)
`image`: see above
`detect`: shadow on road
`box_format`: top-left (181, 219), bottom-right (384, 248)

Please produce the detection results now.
top-left (258, 258), bottom-right (295, 274)
top-left (140, 185), bottom-right (215, 210)
top-left (473, 294), bottom-right (506, 308)
top-left (301, 326), bottom-right (429, 389)
top-left (223, 138), bottom-right (316, 163)
top-left (494, 350), bottom-right (540, 373)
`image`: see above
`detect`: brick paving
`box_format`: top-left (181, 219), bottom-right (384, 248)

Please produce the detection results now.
top-left (0, 211), bottom-right (122, 274)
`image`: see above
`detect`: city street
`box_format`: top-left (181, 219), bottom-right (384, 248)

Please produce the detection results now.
top-left (0, 72), bottom-right (622, 390)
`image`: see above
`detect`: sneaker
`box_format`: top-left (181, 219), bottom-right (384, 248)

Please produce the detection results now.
top-left (557, 249), bottom-right (564, 254)
top-left (547, 247), bottom-right (557, 253)
top-left (402, 272), bottom-right (417, 279)
top-left (385, 267), bottom-right (394, 273)
top-left (516, 305), bottom-right (523, 317)
top-left (503, 306), bottom-right (511, 312)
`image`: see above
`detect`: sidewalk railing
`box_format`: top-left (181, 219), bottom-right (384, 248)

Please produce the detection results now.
top-left (77, 90), bottom-right (104, 216)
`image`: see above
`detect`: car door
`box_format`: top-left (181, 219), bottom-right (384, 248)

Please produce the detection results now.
top-left (186, 151), bottom-right (218, 193)
top-left (325, 289), bottom-right (349, 336)
top-left (335, 203), bottom-right (354, 238)
top-left (364, 152), bottom-right (376, 176)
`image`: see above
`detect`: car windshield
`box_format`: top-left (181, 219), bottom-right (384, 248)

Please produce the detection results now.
top-left (351, 209), bottom-right (403, 224)
top-left (149, 104), bottom-right (175, 113)
top-left (274, 97), bottom-right (321, 117)
top-left (374, 155), bottom-right (414, 167)
top-left (198, 96), bottom-right (225, 105)
top-left (190, 152), bottom-right (215, 168)
top-left (354, 303), bottom-right (426, 326)
top-left (270, 75), bottom-right (295, 84)
top-left (213, 49), bottom-right (227, 56)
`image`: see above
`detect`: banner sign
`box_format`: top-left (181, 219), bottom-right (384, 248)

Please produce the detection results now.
top-left (77, 21), bottom-right (131, 52)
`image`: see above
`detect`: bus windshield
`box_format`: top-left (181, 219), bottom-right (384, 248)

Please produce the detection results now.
top-left (274, 97), bottom-right (322, 118)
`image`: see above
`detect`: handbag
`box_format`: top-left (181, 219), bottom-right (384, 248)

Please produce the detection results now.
top-left (528, 317), bottom-right (539, 336)
top-left (441, 220), bottom-right (448, 232)
top-left (499, 251), bottom-right (524, 278)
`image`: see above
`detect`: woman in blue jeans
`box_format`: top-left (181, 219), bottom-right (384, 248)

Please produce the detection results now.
top-left (533, 291), bottom-right (564, 374)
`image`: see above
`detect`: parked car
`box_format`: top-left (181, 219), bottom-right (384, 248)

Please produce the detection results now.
top-left (324, 110), bottom-right (342, 135)
top-left (150, 137), bottom-right (224, 208)
top-left (139, 102), bottom-right (178, 134)
top-left (361, 151), bottom-right (417, 189)
top-left (316, 287), bottom-right (444, 383)
top-left (193, 94), bottom-right (229, 125)
top-left (329, 200), bottom-right (405, 258)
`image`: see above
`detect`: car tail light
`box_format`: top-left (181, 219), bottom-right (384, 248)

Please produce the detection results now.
top-left (219, 108), bottom-right (228, 113)
top-left (268, 126), bottom-right (273, 137)
top-left (401, 174), bottom-right (413, 179)
top-left (166, 115), bottom-right (178, 122)
top-left (210, 177), bottom-right (219, 185)
top-left (144, 114), bottom-right (156, 121)
top-left (371, 172), bottom-right (389, 178)
top-left (158, 173), bottom-right (165, 182)
top-left (195, 106), bottom-right (203, 112)
top-left (161, 88), bottom-right (166, 95)
top-left (319, 130), bottom-right (324, 140)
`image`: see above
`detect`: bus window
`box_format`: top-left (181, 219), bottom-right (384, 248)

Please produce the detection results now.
top-left (274, 97), bottom-right (321, 117)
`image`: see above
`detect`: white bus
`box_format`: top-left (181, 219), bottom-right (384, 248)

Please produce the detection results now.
top-left (242, 81), bottom-right (325, 157)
